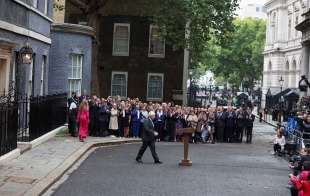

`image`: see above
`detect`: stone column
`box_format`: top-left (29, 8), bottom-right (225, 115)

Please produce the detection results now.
top-left (301, 43), bottom-right (310, 96)
top-left (301, 43), bottom-right (310, 78)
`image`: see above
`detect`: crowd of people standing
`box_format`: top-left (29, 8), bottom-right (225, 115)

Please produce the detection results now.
top-left (67, 93), bottom-right (255, 143)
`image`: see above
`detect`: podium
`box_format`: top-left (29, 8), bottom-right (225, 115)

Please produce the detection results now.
top-left (178, 127), bottom-right (195, 166)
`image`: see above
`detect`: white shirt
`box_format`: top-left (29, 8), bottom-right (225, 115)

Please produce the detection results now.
top-left (274, 136), bottom-right (286, 147)
top-left (69, 102), bottom-right (77, 110)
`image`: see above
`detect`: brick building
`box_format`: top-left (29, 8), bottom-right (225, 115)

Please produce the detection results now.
top-left (64, 0), bottom-right (188, 105)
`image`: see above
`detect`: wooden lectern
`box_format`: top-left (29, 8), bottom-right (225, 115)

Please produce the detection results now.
top-left (178, 127), bottom-right (195, 166)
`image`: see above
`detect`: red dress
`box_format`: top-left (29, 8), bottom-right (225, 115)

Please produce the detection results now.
top-left (291, 172), bottom-right (310, 196)
top-left (77, 109), bottom-right (89, 139)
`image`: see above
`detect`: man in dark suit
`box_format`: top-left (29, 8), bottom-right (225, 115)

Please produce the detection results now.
top-left (136, 111), bottom-right (162, 164)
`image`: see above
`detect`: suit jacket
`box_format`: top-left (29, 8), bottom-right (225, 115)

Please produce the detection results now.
top-left (226, 112), bottom-right (236, 127)
top-left (142, 118), bottom-right (156, 142)
top-left (98, 105), bottom-right (110, 122)
top-left (131, 108), bottom-right (141, 123)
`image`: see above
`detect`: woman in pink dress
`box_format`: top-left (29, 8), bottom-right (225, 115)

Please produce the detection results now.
top-left (77, 100), bottom-right (89, 142)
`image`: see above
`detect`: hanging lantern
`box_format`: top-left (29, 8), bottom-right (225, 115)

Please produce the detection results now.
top-left (19, 43), bottom-right (33, 64)
top-left (299, 75), bottom-right (309, 92)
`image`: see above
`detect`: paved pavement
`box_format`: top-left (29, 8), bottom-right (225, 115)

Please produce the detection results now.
top-left (50, 121), bottom-right (290, 196)
top-left (0, 135), bottom-right (139, 196)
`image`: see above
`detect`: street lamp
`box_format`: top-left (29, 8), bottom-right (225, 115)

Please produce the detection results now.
top-left (208, 77), bottom-right (213, 104)
top-left (16, 43), bottom-right (33, 98)
top-left (19, 43), bottom-right (34, 64)
top-left (279, 75), bottom-right (284, 92)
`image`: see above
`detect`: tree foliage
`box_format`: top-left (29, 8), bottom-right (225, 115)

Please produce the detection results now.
top-left (200, 18), bottom-right (266, 88)
top-left (152, 0), bottom-right (238, 63)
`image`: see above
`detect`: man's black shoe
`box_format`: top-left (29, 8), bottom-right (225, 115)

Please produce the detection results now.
top-left (136, 159), bottom-right (143, 164)
top-left (154, 161), bottom-right (163, 164)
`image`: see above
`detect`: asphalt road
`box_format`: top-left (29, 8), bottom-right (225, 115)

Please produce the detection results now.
top-left (50, 121), bottom-right (290, 196)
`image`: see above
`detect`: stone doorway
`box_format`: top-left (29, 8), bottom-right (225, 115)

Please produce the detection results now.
top-left (0, 57), bottom-right (10, 95)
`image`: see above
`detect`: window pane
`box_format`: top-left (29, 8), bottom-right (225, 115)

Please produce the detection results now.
top-left (148, 75), bottom-right (163, 99)
top-left (112, 73), bottom-right (126, 97)
top-left (150, 26), bottom-right (165, 56)
top-left (113, 25), bottom-right (129, 55)
top-left (70, 54), bottom-right (83, 79)
top-left (116, 26), bottom-right (129, 38)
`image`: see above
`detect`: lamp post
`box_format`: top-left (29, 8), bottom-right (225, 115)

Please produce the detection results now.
top-left (188, 70), bottom-right (193, 106)
top-left (208, 77), bottom-right (213, 105)
top-left (279, 75), bottom-right (284, 92)
top-left (277, 76), bottom-right (284, 124)
top-left (279, 95), bottom-right (285, 124)
top-left (16, 43), bottom-right (34, 98)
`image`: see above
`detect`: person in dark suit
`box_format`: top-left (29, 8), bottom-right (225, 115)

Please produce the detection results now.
top-left (225, 106), bottom-right (236, 143)
top-left (98, 99), bottom-right (110, 137)
top-left (236, 107), bottom-right (247, 143)
top-left (155, 106), bottom-right (166, 141)
top-left (246, 108), bottom-right (255, 143)
top-left (131, 105), bottom-right (141, 138)
top-left (88, 96), bottom-right (98, 136)
top-left (136, 111), bottom-right (162, 164)
top-left (68, 94), bottom-right (78, 137)
top-left (215, 106), bottom-right (226, 142)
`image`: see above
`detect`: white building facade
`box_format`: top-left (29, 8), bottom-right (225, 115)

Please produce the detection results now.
top-left (262, 0), bottom-right (309, 107)
top-left (237, 0), bottom-right (267, 19)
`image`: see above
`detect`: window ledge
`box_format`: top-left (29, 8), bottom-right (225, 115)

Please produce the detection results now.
top-left (148, 54), bottom-right (165, 58)
top-left (112, 53), bottom-right (129, 57)
top-left (147, 98), bottom-right (163, 102)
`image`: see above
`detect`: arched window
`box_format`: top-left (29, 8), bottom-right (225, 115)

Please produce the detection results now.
top-left (292, 59), bottom-right (297, 70)
top-left (268, 61), bottom-right (272, 70)
top-left (285, 61), bottom-right (290, 70)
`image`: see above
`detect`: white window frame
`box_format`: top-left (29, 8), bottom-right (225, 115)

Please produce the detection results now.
top-left (32, 0), bottom-right (38, 8)
top-left (111, 71), bottom-right (128, 97)
top-left (112, 23), bottom-right (130, 56)
top-left (148, 25), bottom-right (165, 58)
top-left (147, 73), bottom-right (164, 101)
top-left (44, 0), bottom-right (48, 15)
top-left (68, 54), bottom-right (83, 97)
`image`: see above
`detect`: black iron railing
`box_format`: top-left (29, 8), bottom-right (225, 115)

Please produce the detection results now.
top-left (27, 94), bottom-right (67, 141)
top-left (17, 95), bottom-right (30, 142)
top-left (0, 100), bottom-right (18, 156)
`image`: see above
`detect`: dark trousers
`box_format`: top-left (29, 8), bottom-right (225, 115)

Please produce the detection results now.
top-left (155, 122), bottom-right (164, 140)
top-left (246, 126), bottom-right (253, 143)
top-left (274, 143), bottom-right (281, 153)
top-left (236, 126), bottom-right (244, 142)
top-left (167, 122), bottom-right (176, 142)
top-left (225, 126), bottom-right (234, 143)
top-left (98, 121), bottom-right (109, 137)
top-left (68, 114), bottom-right (77, 137)
top-left (216, 126), bottom-right (225, 142)
top-left (136, 140), bottom-right (159, 162)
